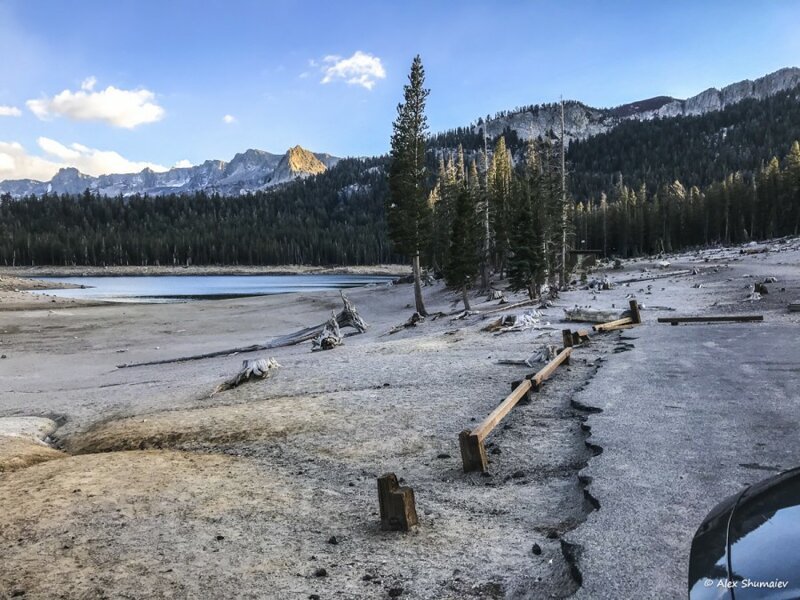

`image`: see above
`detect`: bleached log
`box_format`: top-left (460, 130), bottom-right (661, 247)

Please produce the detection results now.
top-left (118, 292), bottom-right (366, 368)
top-left (564, 307), bottom-right (623, 323)
top-left (212, 357), bottom-right (280, 395)
top-left (312, 313), bottom-right (343, 351)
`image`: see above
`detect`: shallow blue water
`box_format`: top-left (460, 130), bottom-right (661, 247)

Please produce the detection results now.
top-left (34, 274), bottom-right (395, 302)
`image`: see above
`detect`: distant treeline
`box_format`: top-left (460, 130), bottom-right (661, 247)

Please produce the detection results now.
top-left (0, 157), bottom-right (394, 266)
top-left (574, 141), bottom-right (800, 256)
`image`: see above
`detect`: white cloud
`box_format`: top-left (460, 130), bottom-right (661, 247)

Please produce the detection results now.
top-left (222, 114), bottom-right (237, 124)
top-left (81, 76), bottom-right (97, 91)
top-left (0, 105), bottom-right (21, 117)
top-left (173, 159), bottom-right (193, 168)
top-left (320, 51), bottom-right (386, 90)
top-left (0, 138), bottom-right (168, 182)
top-left (26, 78), bottom-right (165, 128)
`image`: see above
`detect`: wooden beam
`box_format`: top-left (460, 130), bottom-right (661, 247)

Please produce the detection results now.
top-left (472, 379), bottom-right (533, 441)
top-left (593, 316), bottom-right (634, 332)
top-left (562, 329), bottom-right (574, 348)
top-left (460, 347), bottom-right (572, 473)
top-left (530, 347), bottom-right (572, 390)
top-left (377, 473), bottom-right (418, 531)
top-left (657, 315), bottom-right (763, 325)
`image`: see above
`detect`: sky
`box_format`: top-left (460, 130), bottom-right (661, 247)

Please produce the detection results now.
top-left (1, 0), bottom-right (800, 181)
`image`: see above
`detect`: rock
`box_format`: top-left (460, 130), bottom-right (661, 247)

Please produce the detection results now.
top-left (531, 543), bottom-right (542, 556)
top-left (314, 568), bottom-right (328, 577)
top-left (490, 447), bottom-right (502, 455)
top-left (388, 588), bottom-right (404, 597)
top-left (362, 574), bottom-right (373, 581)
top-left (436, 453), bottom-right (451, 459)
top-left (511, 470), bottom-right (525, 479)
top-left (327, 536), bottom-right (338, 545)
top-left (546, 530), bottom-right (559, 539)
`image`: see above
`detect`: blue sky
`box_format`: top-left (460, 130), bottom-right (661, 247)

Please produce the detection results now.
top-left (1, 0), bottom-right (800, 181)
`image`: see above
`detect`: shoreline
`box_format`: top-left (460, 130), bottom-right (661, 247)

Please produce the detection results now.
top-left (0, 264), bottom-right (411, 278)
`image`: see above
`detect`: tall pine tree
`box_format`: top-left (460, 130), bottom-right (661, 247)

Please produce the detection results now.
top-left (387, 55), bottom-right (432, 315)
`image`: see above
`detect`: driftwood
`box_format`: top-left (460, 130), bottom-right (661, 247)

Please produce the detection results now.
top-left (212, 357), bottom-right (280, 395)
top-left (118, 292), bottom-right (366, 368)
top-left (388, 312), bottom-right (425, 334)
top-left (564, 307), bottom-right (623, 323)
top-left (482, 310), bottom-right (546, 333)
top-left (497, 344), bottom-right (558, 367)
top-left (311, 313), bottom-right (343, 351)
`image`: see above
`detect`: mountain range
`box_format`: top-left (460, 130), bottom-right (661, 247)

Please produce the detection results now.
top-left (476, 67), bottom-right (800, 145)
top-left (0, 145), bottom-right (337, 198)
top-left (1, 67), bottom-right (799, 198)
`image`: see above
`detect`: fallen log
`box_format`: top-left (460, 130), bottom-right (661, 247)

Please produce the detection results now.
top-left (212, 357), bottom-right (280, 395)
top-left (564, 307), bottom-right (622, 323)
top-left (117, 292), bottom-right (366, 368)
top-left (657, 315), bottom-right (763, 325)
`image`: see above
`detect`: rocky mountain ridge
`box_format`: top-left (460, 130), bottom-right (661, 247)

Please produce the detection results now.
top-left (0, 146), bottom-right (338, 198)
top-left (476, 67), bottom-right (800, 144)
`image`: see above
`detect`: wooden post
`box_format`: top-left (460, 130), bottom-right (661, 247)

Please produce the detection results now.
top-left (562, 329), bottom-right (574, 348)
top-left (377, 473), bottom-right (418, 531)
top-left (628, 299), bottom-right (642, 324)
top-left (459, 430), bottom-right (488, 473)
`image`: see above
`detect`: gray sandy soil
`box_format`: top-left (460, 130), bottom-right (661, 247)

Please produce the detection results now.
top-left (1, 239), bottom-right (798, 599)
top-left (0, 271), bottom-right (609, 599)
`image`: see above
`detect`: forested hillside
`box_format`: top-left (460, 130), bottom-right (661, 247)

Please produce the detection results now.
top-left (568, 86), bottom-right (800, 199)
top-left (2, 81), bottom-right (800, 267)
top-left (0, 157), bottom-right (392, 266)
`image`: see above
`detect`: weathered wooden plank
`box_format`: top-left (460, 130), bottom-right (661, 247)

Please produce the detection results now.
top-left (472, 379), bottom-right (533, 441)
top-left (562, 329), bottom-right (574, 348)
top-left (530, 347), bottom-right (572, 389)
top-left (593, 316), bottom-right (634, 332)
top-left (656, 315), bottom-right (763, 324)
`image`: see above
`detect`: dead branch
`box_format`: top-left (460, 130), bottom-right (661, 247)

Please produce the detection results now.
top-left (212, 357), bottom-right (280, 395)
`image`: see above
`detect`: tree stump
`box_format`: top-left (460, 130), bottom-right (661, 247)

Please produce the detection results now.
top-left (311, 313), bottom-right (343, 351)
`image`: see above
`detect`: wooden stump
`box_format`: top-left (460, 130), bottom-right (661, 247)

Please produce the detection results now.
top-left (562, 329), bottom-right (574, 348)
top-left (377, 473), bottom-right (418, 531)
top-left (628, 298), bottom-right (642, 324)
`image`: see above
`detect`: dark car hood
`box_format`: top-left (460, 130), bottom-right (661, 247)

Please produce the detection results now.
top-left (689, 467), bottom-right (800, 599)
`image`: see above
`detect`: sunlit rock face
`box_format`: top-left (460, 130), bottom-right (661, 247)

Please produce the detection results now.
top-left (0, 146), bottom-right (339, 197)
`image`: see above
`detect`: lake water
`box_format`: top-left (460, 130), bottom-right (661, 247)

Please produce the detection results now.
top-left (34, 274), bottom-right (396, 302)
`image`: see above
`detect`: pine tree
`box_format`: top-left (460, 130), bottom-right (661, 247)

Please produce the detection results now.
top-left (444, 187), bottom-right (479, 310)
top-left (507, 141), bottom-right (545, 298)
top-left (387, 55), bottom-right (432, 315)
